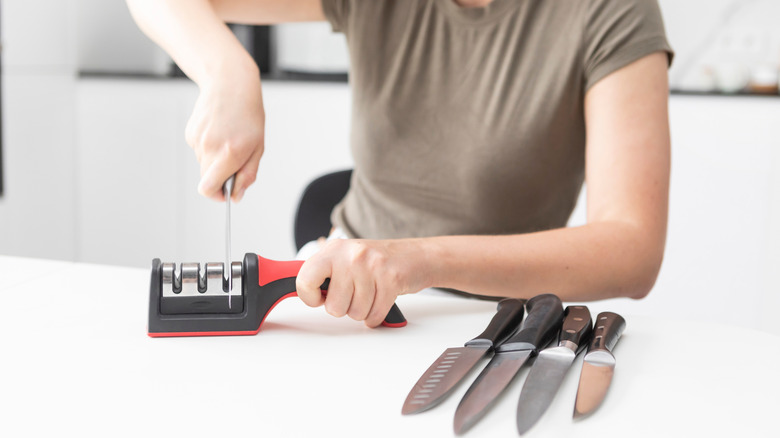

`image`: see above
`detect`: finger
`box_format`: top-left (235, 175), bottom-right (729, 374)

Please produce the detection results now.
top-left (197, 143), bottom-right (249, 200)
top-left (323, 269), bottom-right (354, 318)
top-left (346, 271), bottom-right (375, 322)
top-left (365, 288), bottom-right (396, 328)
top-left (296, 256), bottom-right (329, 308)
top-left (233, 144), bottom-right (263, 202)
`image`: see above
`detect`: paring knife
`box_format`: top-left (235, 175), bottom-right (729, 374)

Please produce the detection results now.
top-left (453, 294), bottom-right (563, 435)
top-left (515, 305), bottom-right (593, 435)
top-left (572, 311), bottom-right (626, 419)
top-left (401, 298), bottom-right (526, 415)
top-left (223, 175), bottom-right (236, 309)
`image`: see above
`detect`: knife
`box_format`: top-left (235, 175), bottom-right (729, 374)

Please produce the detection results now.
top-left (401, 298), bottom-right (526, 415)
top-left (223, 174), bottom-right (236, 309)
top-left (515, 305), bottom-right (593, 435)
top-left (572, 311), bottom-right (626, 419)
top-left (453, 294), bottom-right (563, 435)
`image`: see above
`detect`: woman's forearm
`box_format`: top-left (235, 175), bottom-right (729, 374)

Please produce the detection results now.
top-left (421, 220), bottom-right (666, 301)
top-left (126, 0), bottom-right (258, 88)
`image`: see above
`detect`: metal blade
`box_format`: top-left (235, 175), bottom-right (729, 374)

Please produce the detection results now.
top-left (402, 345), bottom-right (490, 415)
top-left (453, 350), bottom-right (532, 435)
top-left (516, 346), bottom-right (576, 435)
top-left (573, 350), bottom-right (616, 419)
top-left (223, 175), bottom-right (235, 309)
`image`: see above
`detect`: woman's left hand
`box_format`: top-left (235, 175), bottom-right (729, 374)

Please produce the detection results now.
top-left (296, 238), bottom-right (432, 327)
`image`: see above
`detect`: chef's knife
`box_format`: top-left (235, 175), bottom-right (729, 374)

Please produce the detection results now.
top-left (453, 294), bottom-right (563, 435)
top-left (573, 311), bottom-right (626, 419)
top-left (223, 174), bottom-right (235, 309)
top-left (515, 305), bottom-right (592, 435)
top-left (401, 298), bottom-right (526, 415)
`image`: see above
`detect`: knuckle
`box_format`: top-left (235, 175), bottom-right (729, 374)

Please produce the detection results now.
top-left (223, 140), bottom-right (244, 158)
top-left (380, 268), bottom-right (403, 292)
top-left (349, 243), bottom-right (370, 265)
top-left (367, 252), bottom-right (389, 271)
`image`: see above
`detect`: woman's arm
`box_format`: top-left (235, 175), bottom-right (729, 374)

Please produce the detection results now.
top-left (297, 52), bottom-right (671, 327)
top-left (125, 0), bottom-right (324, 200)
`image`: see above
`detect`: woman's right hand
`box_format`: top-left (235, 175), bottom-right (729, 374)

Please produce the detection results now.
top-left (127, 0), bottom-right (326, 202)
top-left (185, 67), bottom-right (265, 202)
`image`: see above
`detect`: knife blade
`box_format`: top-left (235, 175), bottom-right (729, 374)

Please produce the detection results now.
top-left (573, 311), bottom-right (626, 419)
top-left (401, 298), bottom-right (526, 415)
top-left (515, 305), bottom-right (593, 435)
top-left (223, 174), bottom-right (235, 309)
top-left (453, 294), bottom-right (563, 435)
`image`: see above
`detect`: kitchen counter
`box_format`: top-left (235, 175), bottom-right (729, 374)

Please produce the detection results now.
top-left (1, 255), bottom-right (778, 437)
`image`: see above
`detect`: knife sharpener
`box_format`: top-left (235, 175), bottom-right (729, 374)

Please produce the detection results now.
top-left (148, 252), bottom-right (407, 337)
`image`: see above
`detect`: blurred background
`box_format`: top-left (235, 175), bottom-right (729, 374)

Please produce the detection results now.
top-left (0, 0), bottom-right (778, 335)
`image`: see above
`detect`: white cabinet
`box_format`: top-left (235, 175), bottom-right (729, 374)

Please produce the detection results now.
top-left (0, 74), bottom-right (77, 260)
top-left (0, 0), bottom-right (78, 260)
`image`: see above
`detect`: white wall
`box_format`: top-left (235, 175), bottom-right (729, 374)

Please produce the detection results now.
top-left (569, 95), bottom-right (780, 335)
top-left (0, 0), bottom-right (78, 260)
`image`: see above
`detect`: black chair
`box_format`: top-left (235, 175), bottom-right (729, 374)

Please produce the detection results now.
top-left (294, 169), bottom-right (353, 251)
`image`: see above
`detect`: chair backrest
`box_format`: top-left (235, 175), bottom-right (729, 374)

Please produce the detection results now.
top-left (294, 169), bottom-right (353, 251)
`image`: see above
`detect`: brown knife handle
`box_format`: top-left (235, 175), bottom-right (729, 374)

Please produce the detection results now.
top-left (589, 312), bottom-right (626, 353)
top-left (559, 306), bottom-right (592, 351)
top-left (465, 298), bottom-right (525, 349)
top-left (496, 294), bottom-right (563, 353)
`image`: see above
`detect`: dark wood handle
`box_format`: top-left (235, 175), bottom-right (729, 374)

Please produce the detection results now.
top-left (589, 312), bottom-right (626, 353)
top-left (465, 298), bottom-right (525, 349)
top-left (559, 306), bottom-right (592, 349)
top-left (496, 294), bottom-right (563, 353)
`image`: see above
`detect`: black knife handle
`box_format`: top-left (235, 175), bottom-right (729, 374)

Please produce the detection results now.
top-left (496, 294), bottom-right (563, 353)
top-left (589, 312), bottom-right (626, 353)
top-left (464, 298), bottom-right (525, 349)
top-left (559, 306), bottom-right (593, 351)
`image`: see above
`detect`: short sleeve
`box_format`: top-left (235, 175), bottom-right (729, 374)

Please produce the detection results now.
top-left (583, 0), bottom-right (674, 91)
top-left (321, 0), bottom-right (350, 33)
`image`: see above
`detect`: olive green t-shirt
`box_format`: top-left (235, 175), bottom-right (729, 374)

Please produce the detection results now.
top-left (321, 0), bottom-right (673, 239)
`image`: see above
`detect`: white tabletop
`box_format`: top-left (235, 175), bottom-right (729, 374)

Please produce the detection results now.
top-left (1, 255), bottom-right (778, 437)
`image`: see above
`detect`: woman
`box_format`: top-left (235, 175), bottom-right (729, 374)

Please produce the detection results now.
top-left (127, 0), bottom-right (673, 328)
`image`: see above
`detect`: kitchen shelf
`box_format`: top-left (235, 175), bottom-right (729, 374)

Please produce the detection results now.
top-left (671, 89), bottom-right (780, 98)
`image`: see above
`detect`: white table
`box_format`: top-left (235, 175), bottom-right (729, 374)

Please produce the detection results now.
top-left (1, 255), bottom-right (778, 437)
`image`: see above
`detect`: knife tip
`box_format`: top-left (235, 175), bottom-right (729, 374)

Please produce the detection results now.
top-left (516, 422), bottom-right (532, 436)
top-left (572, 409), bottom-right (587, 420)
top-left (453, 415), bottom-right (474, 436)
top-left (401, 403), bottom-right (427, 416)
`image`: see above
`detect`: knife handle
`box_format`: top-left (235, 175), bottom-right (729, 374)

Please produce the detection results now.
top-left (464, 298), bottom-right (525, 349)
top-left (496, 294), bottom-right (563, 353)
top-left (559, 306), bottom-right (592, 351)
top-left (589, 312), bottom-right (626, 353)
